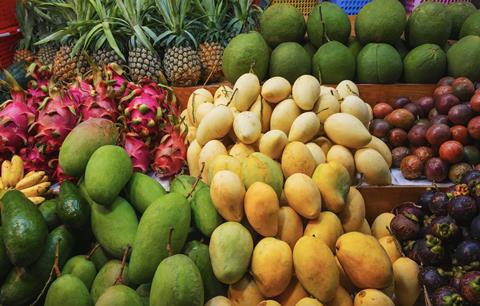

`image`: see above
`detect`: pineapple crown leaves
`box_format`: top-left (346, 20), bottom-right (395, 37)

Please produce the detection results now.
top-left (16, 1), bottom-right (36, 50)
top-left (154, 0), bottom-right (200, 49)
top-left (226, 0), bottom-right (262, 36)
top-left (193, 0), bottom-right (229, 44)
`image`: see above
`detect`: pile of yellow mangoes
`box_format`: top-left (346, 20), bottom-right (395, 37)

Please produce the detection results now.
top-left (182, 74), bottom-right (419, 306)
top-left (0, 155), bottom-right (50, 204)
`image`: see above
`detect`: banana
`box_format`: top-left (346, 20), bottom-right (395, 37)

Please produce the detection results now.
top-left (28, 197), bottom-right (46, 205)
top-left (2, 161), bottom-right (12, 188)
top-left (24, 171), bottom-right (35, 178)
top-left (16, 171), bottom-right (46, 190)
top-left (40, 175), bottom-right (49, 183)
top-left (10, 155), bottom-right (24, 186)
top-left (20, 182), bottom-right (51, 198)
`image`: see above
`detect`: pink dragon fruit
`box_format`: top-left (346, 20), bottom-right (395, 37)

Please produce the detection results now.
top-left (19, 141), bottom-right (50, 173)
top-left (34, 87), bottom-right (78, 154)
top-left (124, 135), bottom-right (151, 173)
top-left (80, 79), bottom-right (118, 122)
top-left (152, 127), bottom-right (187, 178)
top-left (50, 159), bottom-right (77, 184)
top-left (26, 63), bottom-right (53, 109)
top-left (0, 99), bottom-right (35, 155)
top-left (104, 63), bottom-right (129, 100)
top-left (67, 76), bottom-right (93, 108)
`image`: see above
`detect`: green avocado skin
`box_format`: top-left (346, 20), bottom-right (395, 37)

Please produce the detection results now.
top-left (44, 275), bottom-right (93, 306)
top-left (1, 190), bottom-right (48, 266)
top-left (57, 181), bottom-right (90, 229)
top-left (0, 228), bottom-right (12, 282)
top-left (96, 285), bottom-right (143, 306)
top-left (39, 199), bottom-right (61, 229)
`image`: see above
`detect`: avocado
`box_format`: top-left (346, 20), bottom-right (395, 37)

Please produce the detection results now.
top-left (0, 228), bottom-right (11, 282)
top-left (39, 199), bottom-right (60, 229)
top-left (57, 181), bottom-right (90, 229)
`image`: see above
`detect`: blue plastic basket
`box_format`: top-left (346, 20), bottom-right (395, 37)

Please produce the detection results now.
top-left (329, 0), bottom-right (372, 15)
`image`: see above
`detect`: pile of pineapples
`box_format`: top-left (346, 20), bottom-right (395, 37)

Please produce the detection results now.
top-left (12, 0), bottom-right (262, 87)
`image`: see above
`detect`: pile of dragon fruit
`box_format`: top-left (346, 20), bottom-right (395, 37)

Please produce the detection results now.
top-left (390, 170), bottom-right (480, 305)
top-left (0, 63), bottom-right (187, 184)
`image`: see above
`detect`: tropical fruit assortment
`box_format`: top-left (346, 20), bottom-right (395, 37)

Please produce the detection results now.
top-left (223, 1), bottom-right (480, 85)
top-left (372, 76), bottom-right (480, 182)
top-left (389, 170), bottom-right (480, 306)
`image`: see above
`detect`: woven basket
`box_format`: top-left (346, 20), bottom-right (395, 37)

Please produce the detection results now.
top-left (0, 0), bottom-right (18, 30)
top-left (270, 0), bottom-right (319, 16)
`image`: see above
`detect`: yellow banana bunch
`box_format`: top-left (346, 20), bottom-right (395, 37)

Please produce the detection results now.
top-left (0, 155), bottom-right (50, 205)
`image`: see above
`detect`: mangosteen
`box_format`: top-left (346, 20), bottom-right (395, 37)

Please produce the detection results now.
top-left (451, 266), bottom-right (466, 291)
top-left (412, 235), bottom-right (446, 266)
top-left (432, 286), bottom-right (465, 306)
top-left (453, 239), bottom-right (480, 267)
top-left (462, 170), bottom-right (480, 190)
top-left (393, 96), bottom-right (411, 109)
top-left (394, 202), bottom-right (425, 222)
top-left (460, 271), bottom-right (480, 305)
top-left (420, 189), bottom-right (436, 213)
top-left (448, 196), bottom-right (478, 225)
top-left (471, 215), bottom-right (480, 240)
top-left (391, 214), bottom-right (420, 241)
top-left (420, 266), bottom-right (451, 293)
top-left (430, 192), bottom-right (450, 216)
top-left (427, 215), bottom-right (460, 242)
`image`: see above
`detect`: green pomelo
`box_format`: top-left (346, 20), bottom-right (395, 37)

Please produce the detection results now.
top-left (403, 44), bottom-right (447, 83)
top-left (260, 4), bottom-right (306, 48)
top-left (303, 42), bottom-right (316, 58)
top-left (348, 38), bottom-right (363, 58)
top-left (395, 39), bottom-right (409, 60)
top-left (357, 43), bottom-right (403, 84)
top-left (447, 2), bottom-right (476, 39)
top-left (447, 35), bottom-right (480, 81)
top-left (269, 42), bottom-right (311, 84)
top-left (406, 2), bottom-right (452, 48)
top-left (460, 11), bottom-right (480, 38)
top-left (307, 2), bottom-right (351, 48)
top-left (312, 41), bottom-right (355, 84)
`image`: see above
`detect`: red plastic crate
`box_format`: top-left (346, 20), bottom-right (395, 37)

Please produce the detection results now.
top-left (406, 0), bottom-right (472, 13)
top-left (0, 0), bottom-right (18, 30)
top-left (0, 27), bottom-right (21, 69)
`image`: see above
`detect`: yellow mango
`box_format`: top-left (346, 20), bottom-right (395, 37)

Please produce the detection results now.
top-left (393, 257), bottom-right (420, 306)
top-left (378, 236), bottom-right (402, 264)
top-left (365, 103), bottom-right (373, 122)
top-left (210, 170), bottom-right (245, 222)
top-left (371, 213), bottom-right (395, 239)
top-left (259, 130), bottom-right (288, 160)
top-left (340, 96), bottom-right (370, 127)
top-left (214, 85), bottom-right (234, 101)
top-left (336, 80), bottom-right (359, 100)
top-left (335, 257), bottom-right (356, 293)
top-left (270, 99), bottom-right (302, 134)
top-left (281, 142), bottom-right (316, 178)
top-left (324, 113), bottom-right (372, 149)
top-left (284, 173), bottom-right (321, 219)
top-left (275, 278), bottom-right (309, 306)
top-left (199, 140), bottom-right (228, 183)
top-left (241, 152), bottom-right (284, 198)
top-left (197, 105), bottom-right (234, 145)
top-left (206, 296), bottom-right (233, 306)
top-left (312, 137), bottom-right (333, 155)
top-left (320, 86), bottom-right (340, 99)
top-left (296, 298), bottom-right (324, 306)
top-left (293, 236), bottom-right (339, 303)
top-left (244, 182), bottom-right (279, 236)
top-left (306, 142), bottom-right (326, 166)
top-left (215, 96), bottom-right (231, 106)
top-left (276, 207), bottom-right (303, 250)
top-left (232, 73), bottom-right (261, 111)
top-left (354, 148), bottom-right (391, 186)
top-left (261, 76), bottom-right (292, 104)
top-left (187, 88), bottom-right (214, 125)
top-left (228, 275), bottom-right (264, 306)
top-left (304, 211), bottom-right (344, 252)
top-left (233, 111), bottom-right (262, 144)
top-left (326, 286), bottom-right (353, 306)
top-left (381, 278), bottom-right (396, 300)
top-left (195, 102), bottom-right (215, 127)
top-left (292, 75), bottom-right (321, 111)
top-left (336, 232), bottom-right (393, 289)
top-left (326, 145), bottom-right (356, 182)
top-left (314, 94), bottom-right (340, 123)
top-left (186, 125), bottom-right (196, 144)
top-left (250, 97), bottom-right (273, 133)
top-left (364, 136), bottom-right (393, 167)
top-left (229, 143), bottom-right (255, 160)
top-left (288, 112), bottom-right (320, 143)
top-left (208, 155), bottom-right (242, 183)
top-left (312, 161), bottom-right (351, 213)
top-left (252, 237), bottom-right (293, 297)
top-left (258, 301), bottom-right (281, 306)
top-left (353, 289), bottom-right (394, 306)
top-left (359, 219), bottom-right (372, 235)
top-left (338, 187), bottom-right (366, 232)
top-left (187, 140), bottom-right (202, 177)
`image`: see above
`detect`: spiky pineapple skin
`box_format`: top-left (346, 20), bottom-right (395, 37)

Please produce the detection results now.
top-left (52, 46), bottom-right (88, 82)
top-left (94, 49), bottom-right (125, 68)
top-left (198, 42), bottom-right (224, 83)
top-left (13, 49), bottom-right (34, 63)
top-left (37, 45), bottom-right (57, 66)
top-left (128, 48), bottom-right (163, 83)
top-left (163, 46), bottom-right (201, 87)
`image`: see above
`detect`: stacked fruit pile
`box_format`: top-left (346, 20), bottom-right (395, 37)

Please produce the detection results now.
top-left (389, 170), bottom-right (480, 305)
top-left (223, 1), bottom-right (480, 85)
top-left (371, 76), bottom-right (480, 183)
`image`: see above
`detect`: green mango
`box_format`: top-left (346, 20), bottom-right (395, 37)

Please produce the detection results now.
top-left (96, 285), bottom-right (143, 306)
top-left (191, 187), bottom-right (223, 237)
top-left (150, 254), bottom-right (204, 306)
top-left (170, 175), bottom-right (207, 198)
top-left (45, 275), bottom-right (93, 306)
top-left (90, 260), bottom-right (129, 302)
top-left (89, 245), bottom-right (110, 271)
top-left (91, 197), bottom-right (138, 259)
top-left (39, 199), bottom-right (60, 229)
top-left (125, 172), bottom-right (166, 213)
top-left (135, 283), bottom-right (151, 306)
top-left (0, 228), bottom-right (11, 282)
top-left (1, 190), bottom-right (48, 266)
top-left (129, 193), bottom-right (191, 285)
top-left (79, 181), bottom-right (95, 206)
top-left (62, 255), bottom-right (97, 289)
top-left (59, 118), bottom-right (119, 177)
top-left (209, 222), bottom-right (253, 285)
top-left (57, 181), bottom-right (90, 229)
top-left (184, 240), bottom-right (226, 300)
top-left (0, 226), bottom-right (75, 306)
top-left (85, 145), bottom-right (133, 206)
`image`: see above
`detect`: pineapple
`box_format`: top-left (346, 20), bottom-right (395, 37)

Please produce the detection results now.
top-left (156, 0), bottom-right (201, 86)
top-left (13, 50), bottom-right (34, 63)
top-left (36, 45), bottom-right (57, 66)
top-left (52, 46), bottom-right (89, 82)
top-left (128, 48), bottom-right (163, 83)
